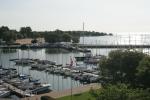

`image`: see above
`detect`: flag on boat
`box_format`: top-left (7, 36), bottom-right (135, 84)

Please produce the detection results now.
top-left (70, 56), bottom-right (73, 67)
top-left (69, 56), bottom-right (77, 68)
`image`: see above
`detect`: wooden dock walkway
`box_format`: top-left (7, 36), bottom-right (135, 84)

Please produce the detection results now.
top-left (22, 83), bottom-right (101, 100)
top-left (3, 82), bottom-right (34, 97)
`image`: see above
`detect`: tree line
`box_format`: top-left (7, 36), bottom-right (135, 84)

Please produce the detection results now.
top-left (0, 26), bottom-right (112, 44)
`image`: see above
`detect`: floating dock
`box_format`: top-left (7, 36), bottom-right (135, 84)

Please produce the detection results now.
top-left (78, 44), bottom-right (150, 48)
top-left (1, 44), bottom-right (150, 49)
top-left (3, 82), bottom-right (34, 97)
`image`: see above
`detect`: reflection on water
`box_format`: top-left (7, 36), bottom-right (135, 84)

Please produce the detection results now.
top-left (1, 49), bottom-right (17, 53)
top-left (45, 48), bottom-right (70, 54)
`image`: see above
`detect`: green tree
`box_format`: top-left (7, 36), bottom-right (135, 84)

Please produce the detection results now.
top-left (0, 26), bottom-right (17, 43)
top-left (45, 33), bottom-right (61, 43)
top-left (136, 56), bottom-right (150, 88)
top-left (0, 26), bottom-right (9, 39)
top-left (62, 33), bottom-right (71, 42)
top-left (72, 36), bottom-right (79, 43)
top-left (54, 29), bottom-right (63, 34)
top-left (99, 50), bottom-right (145, 86)
top-left (97, 84), bottom-right (129, 100)
top-left (20, 26), bottom-right (32, 38)
top-left (33, 32), bottom-right (41, 38)
top-left (97, 84), bottom-right (150, 100)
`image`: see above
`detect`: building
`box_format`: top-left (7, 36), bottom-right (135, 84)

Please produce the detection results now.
top-left (15, 38), bottom-right (45, 45)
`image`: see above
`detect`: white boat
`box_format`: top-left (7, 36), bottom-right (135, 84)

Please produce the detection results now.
top-left (31, 83), bottom-right (51, 94)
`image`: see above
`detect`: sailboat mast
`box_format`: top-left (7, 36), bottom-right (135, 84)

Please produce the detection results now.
top-left (83, 22), bottom-right (85, 45)
top-left (0, 49), bottom-right (2, 67)
top-left (82, 22), bottom-right (85, 57)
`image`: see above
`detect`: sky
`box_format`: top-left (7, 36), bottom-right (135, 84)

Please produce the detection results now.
top-left (0, 0), bottom-right (150, 32)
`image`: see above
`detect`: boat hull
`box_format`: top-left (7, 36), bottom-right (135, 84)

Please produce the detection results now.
top-left (31, 84), bottom-right (51, 94)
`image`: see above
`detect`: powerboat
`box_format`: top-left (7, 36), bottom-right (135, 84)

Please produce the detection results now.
top-left (30, 83), bottom-right (51, 94)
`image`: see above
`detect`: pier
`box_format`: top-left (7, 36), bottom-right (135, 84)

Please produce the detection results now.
top-left (1, 44), bottom-right (150, 49)
top-left (2, 82), bottom-right (34, 97)
top-left (0, 44), bottom-right (90, 52)
top-left (78, 44), bottom-right (150, 48)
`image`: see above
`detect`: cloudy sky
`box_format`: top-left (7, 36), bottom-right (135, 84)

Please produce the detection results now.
top-left (0, 0), bottom-right (150, 32)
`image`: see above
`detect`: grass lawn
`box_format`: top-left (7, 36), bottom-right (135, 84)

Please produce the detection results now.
top-left (57, 91), bottom-right (97, 100)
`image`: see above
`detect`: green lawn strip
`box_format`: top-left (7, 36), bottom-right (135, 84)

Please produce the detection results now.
top-left (57, 91), bottom-right (98, 100)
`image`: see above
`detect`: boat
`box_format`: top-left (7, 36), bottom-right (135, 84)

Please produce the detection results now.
top-left (9, 58), bottom-right (19, 61)
top-left (75, 52), bottom-right (92, 61)
top-left (32, 64), bottom-right (49, 71)
top-left (19, 74), bottom-right (30, 80)
top-left (37, 60), bottom-right (56, 65)
top-left (30, 83), bottom-right (51, 94)
top-left (31, 64), bottom-right (39, 69)
top-left (14, 58), bottom-right (35, 65)
top-left (84, 55), bottom-right (105, 64)
top-left (29, 77), bottom-right (40, 83)
top-left (79, 73), bottom-right (99, 83)
top-left (0, 68), bottom-right (18, 79)
top-left (75, 57), bottom-right (85, 61)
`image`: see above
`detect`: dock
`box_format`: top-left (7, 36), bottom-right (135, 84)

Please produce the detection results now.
top-left (22, 83), bottom-right (101, 100)
top-left (0, 44), bottom-right (90, 53)
top-left (2, 82), bottom-right (34, 97)
top-left (1, 44), bottom-right (150, 49)
top-left (78, 44), bottom-right (150, 48)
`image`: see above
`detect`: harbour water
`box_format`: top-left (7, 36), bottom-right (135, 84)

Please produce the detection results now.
top-left (0, 49), bottom-right (83, 91)
top-left (0, 49), bottom-right (84, 99)
top-left (80, 33), bottom-right (150, 55)
top-left (80, 33), bottom-right (150, 45)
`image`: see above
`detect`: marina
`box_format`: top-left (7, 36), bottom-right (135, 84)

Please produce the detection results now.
top-left (0, 66), bottom-right (52, 98)
top-left (1, 34), bottom-right (150, 99)
top-left (0, 47), bottom-right (100, 99)
top-left (0, 0), bottom-right (150, 99)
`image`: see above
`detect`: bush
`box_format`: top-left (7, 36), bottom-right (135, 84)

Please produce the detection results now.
top-left (89, 87), bottom-right (98, 97)
top-left (97, 84), bottom-right (150, 100)
top-left (41, 96), bottom-right (55, 100)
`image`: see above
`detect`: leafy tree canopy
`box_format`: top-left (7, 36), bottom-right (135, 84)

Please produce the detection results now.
top-left (136, 56), bottom-right (150, 88)
top-left (97, 84), bottom-right (150, 100)
top-left (99, 50), bottom-right (150, 88)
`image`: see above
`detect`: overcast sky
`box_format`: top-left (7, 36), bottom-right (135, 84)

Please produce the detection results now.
top-left (0, 0), bottom-right (150, 32)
